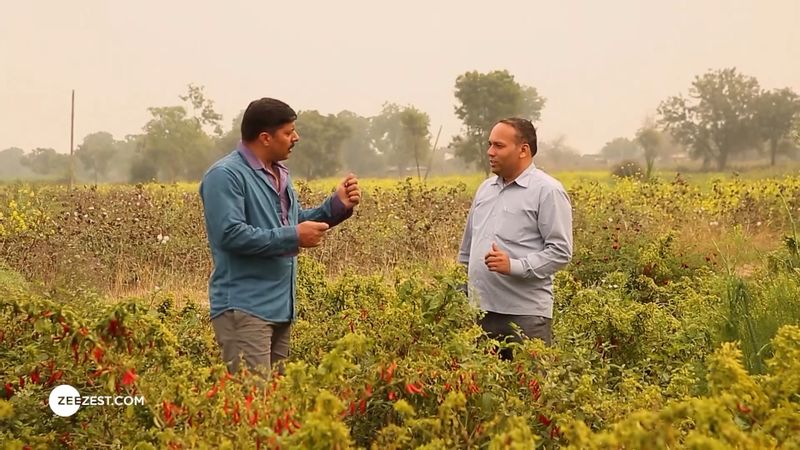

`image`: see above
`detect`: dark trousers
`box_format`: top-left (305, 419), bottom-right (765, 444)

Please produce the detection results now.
top-left (479, 311), bottom-right (552, 360)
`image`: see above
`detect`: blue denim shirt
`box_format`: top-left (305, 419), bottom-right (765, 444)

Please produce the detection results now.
top-left (200, 145), bottom-right (352, 322)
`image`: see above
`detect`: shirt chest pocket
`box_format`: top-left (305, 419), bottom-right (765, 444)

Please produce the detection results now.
top-left (495, 207), bottom-right (534, 243)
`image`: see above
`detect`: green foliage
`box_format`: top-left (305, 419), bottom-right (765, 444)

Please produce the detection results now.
top-left (1, 175), bottom-right (800, 447)
top-left (451, 69), bottom-right (545, 173)
top-left (289, 110), bottom-right (351, 180)
top-left (19, 148), bottom-right (70, 178)
top-left (600, 137), bottom-right (641, 162)
top-left (611, 160), bottom-right (644, 180)
top-left (658, 67), bottom-right (763, 171)
top-left (76, 132), bottom-right (118, 184)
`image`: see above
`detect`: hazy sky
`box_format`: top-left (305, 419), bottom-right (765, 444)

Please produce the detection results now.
top-left (2, 0), bottom-right (798, 158)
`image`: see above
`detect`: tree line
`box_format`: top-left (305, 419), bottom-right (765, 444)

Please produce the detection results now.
top-left (2, 67), bottom-right (799, 183)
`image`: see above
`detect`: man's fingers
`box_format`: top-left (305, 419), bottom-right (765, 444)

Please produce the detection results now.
top-left (343, 173), bottom-right (358, 186)
top-left (306, 221), bottom-right (329, 231)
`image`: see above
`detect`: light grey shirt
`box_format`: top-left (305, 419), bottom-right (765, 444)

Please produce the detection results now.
top-left (458, 161), bottom-right (573, 318)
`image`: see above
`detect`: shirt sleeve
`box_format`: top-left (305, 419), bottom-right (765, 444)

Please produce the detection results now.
top-left (458, 201), bottom-right (475, 268)
top-left (509, 187), bottom-right (573, 279)
top-left (299, 193), bottom-right (353, 227)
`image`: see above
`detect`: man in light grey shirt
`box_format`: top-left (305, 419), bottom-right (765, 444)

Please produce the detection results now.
top-left (458, 117), bottom-right (573, 356)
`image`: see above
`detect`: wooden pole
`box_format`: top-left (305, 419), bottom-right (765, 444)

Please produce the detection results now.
top-left (69, 89), bottom-right (75, 189)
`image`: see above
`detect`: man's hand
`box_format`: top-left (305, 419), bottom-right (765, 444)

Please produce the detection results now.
top-left (485, 242), bottom-right (511, 275)
top-left (297, 221), bottom-right (329, 248)
top-left (336, 173), bottom-right (361, 209)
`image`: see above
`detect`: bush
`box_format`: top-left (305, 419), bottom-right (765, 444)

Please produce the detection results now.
top-left (612, 160), bottom-right (645, 180)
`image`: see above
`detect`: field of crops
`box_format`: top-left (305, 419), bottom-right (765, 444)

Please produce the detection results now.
top-left (1, 172), bottom-right (800, 449)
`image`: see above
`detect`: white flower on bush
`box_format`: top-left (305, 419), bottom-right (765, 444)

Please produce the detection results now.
top-left (709, 221), bottom-right (719, 227)
top-left (157, 233), bottom-right (170, 244)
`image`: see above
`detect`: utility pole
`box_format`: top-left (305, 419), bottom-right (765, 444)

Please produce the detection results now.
top-left (69, 89), bottom-right (75, 189)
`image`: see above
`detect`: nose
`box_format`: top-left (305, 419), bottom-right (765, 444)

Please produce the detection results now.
top-left (487, 145), bottom-right (496, 157)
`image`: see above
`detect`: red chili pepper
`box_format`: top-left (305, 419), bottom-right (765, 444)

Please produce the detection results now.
top-left (538, 414), bottom-right (552, 427)
top-left (47, 370), bottom-right (63, 386)
top-left (162, 401), bottom-right (175, 426)
top-left (405, 382), bottom-right (424, 395)
top-left (383, 361), bottom-right (397, 383)
top-left (108, 319), bottom-right (119, 336)
top-left (121, 368), bottom-right (137, 386)
top-left (737, 403), bottom-right (752, 414)
top-left (528, 379), bottom-right (541, 400)
top-left (206, 385), bottom-right (218, 398)
top-left (245, 393), bottom-right (254, 409)
top-left (232, 403), bottom-right (240, 424)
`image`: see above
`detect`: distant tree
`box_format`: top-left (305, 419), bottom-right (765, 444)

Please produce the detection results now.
top-left (398, 106), bottom-right (431, 180)
top-left (337, 110), bottom-right (383, 176)
top-left (537, 136), bottom-right (581, 169)
top-left (793, 116), bottom-right (800, 146)
top-left (133, 84), bottom-right (220, 182)
top-left (75, 131), bottom-right (117, 184)
top-left (369, 103), bottom-right (404, 175)
top-left (755, 88), bottom-right (800, 166)
top-left (600, 137), bottom-right (640, 161)
top-left (636, 125), bottom-right (662, 179)
top-left (658, 68), bottom-right (762, 171)
top-left (451, 70), bottom-right (545, 173)
top-left (215, 110), bottom-right (244, 157)
top-left (0, 147), bottom-right (31, 179)
top-left (20, 148), bottom-right (69, 177)
top-left (288, 110), bottom-right (350, 180)
top-left (180, 83), bottom-right (224, 138)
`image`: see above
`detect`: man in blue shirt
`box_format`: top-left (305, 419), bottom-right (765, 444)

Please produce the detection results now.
top-left (199, 98), bottom-right (360, 377)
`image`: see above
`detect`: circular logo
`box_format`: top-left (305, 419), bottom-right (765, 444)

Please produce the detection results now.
top-left (49, 384), bottom-right (81, 417)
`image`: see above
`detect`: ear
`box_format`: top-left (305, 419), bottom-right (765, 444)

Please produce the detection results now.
top-left (259, 131), bottom-right (272, 147)
top-left (520, 143), bottom-right (530, 157)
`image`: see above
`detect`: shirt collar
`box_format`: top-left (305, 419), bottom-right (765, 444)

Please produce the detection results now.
top-left (491, 160), bottom-right (537, 188)
top-left (237, 141), bottom-right (289, 173)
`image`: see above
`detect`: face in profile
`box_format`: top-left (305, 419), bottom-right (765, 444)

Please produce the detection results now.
top-left (263, 122), bottom-right (299, 162)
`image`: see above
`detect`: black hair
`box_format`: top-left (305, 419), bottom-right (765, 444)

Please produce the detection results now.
top-left (241, 98), bottom-right (297, 141)
top-left (497, 117), bottom-right (538, 156)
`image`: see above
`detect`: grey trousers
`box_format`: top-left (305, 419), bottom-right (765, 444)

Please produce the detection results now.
top-left (211, 309), bottom-right (291, 377)
top-left (479, 311), bottom-right (552, 360)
